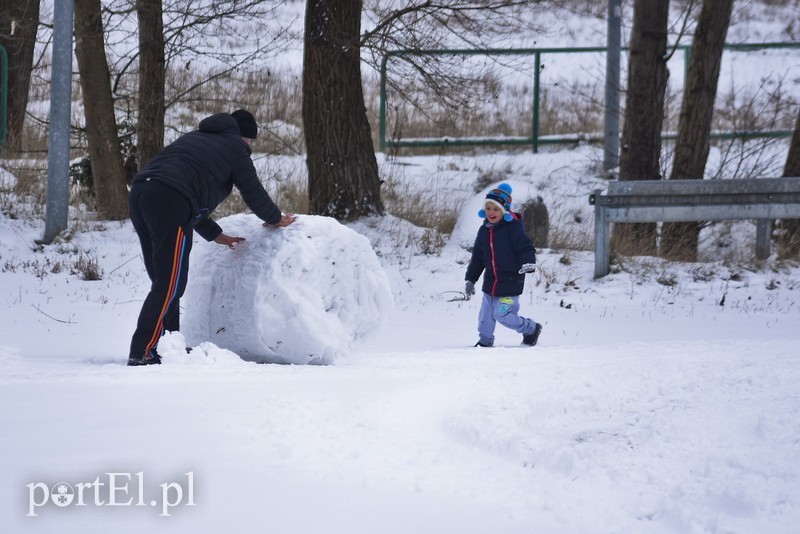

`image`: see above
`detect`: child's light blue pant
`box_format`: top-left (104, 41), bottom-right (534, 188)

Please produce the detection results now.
top-left (477, 293), bottom-right (537, 346)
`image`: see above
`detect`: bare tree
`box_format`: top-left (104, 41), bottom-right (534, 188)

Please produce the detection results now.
top-left (613, 0), bottom-right (669, 256)
top-left (74, 0), bottom-right (129, 220)
top-left (96, 0), bottom-right (293, 160)
top-left (303, 0), bottom-right (541, 220)
top-left (661, 0), bottom-right (734, 262)
top-left (304, 0), bottom-right (384, 220)
top-left (157, 1), bottom-right (292, 106)
top-left (777, 111), bottom-right (800, 258)
top-left (136, 0), bottom-right (165, 169)
top-left (0, 0), bottom-right (39, 151)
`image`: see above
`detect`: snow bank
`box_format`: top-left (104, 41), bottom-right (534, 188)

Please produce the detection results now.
top-left (183, 214), bottom-right (392, 364)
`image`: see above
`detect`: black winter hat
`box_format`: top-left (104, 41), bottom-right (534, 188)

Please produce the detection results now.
top-left (231, 109), bottom-right (258, 139)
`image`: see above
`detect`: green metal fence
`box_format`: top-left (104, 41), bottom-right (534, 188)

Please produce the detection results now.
top-left (378, 42), bottom-right (799, 153)
top-left (0, 44), bottom-right (7, 146)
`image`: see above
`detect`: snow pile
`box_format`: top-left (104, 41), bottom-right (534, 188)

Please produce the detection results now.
top-left (183, 214), bottom-right (393, 364)
top-left (156, 331), bottom-right (247, 366)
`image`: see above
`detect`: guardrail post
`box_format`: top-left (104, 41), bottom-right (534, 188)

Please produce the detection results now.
top-left (755, 219), bottom-right (771, 260)
top-left (591, 191), bottom-right (611, 278)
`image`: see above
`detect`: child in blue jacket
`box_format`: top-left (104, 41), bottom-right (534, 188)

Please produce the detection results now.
top-left (464, 184), bottom-right (543, 347)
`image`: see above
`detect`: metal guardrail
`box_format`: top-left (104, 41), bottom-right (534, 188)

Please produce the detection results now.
top-left (588, 177), bottom-right (800, 277)
top-left (379, 42), bottom-right (799, 153)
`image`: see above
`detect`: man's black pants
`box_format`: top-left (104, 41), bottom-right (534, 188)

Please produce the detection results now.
top-left (129, 179), bottom-right (193, 362)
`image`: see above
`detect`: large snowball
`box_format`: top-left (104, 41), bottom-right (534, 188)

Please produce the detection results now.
top-left (182, 214), bottom-right (392, 364)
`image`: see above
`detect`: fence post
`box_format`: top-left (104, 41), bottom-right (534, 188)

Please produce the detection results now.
top-left (532, 51), bottom-right (541, 153)
top-left (40, 0), bottom-right (74, 244)
top-left (683, 46), bottom-right (691, 82)
top-left (379, 54), bottom-right (389, 153)
top-left (0, 44), bottom-right (7, 146)
top-left (603, 0), bottom-right (621, 170)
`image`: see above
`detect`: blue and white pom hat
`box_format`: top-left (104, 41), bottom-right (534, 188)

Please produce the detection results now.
top-left (478, 183), bottom-right (514, 222)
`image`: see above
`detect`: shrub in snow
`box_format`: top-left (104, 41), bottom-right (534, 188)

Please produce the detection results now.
top-left (183, 214), bottom-right (393, 364)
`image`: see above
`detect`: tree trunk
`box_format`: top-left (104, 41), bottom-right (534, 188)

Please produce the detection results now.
top-left (777, 111), bottom-right (800, 258)
top-left (74, 0), bottom-right (129, 220)
top-left (0, 1), bottom-right (39, 151)
top-left (661, 0), bottom-right (734, 262)
top-left (613, 0), bottom-right (669, 256)
top-left (136, 0), bottom-right (165, 169)
top-left (303, 0), bottom-right (384, 221)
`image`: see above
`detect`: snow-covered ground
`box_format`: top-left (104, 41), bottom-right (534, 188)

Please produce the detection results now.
top-left (1, 146), bottom-right (799, 533)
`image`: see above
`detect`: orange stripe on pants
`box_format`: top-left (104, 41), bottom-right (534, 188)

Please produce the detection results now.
top-left (144, 227), bottom-right (186, 359)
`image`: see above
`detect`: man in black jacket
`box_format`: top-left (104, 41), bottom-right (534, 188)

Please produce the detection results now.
top-left (127, 109), bottom-right (295, 366)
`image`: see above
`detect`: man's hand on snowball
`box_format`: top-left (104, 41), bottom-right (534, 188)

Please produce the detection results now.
top-left (264, 213), bottom-right (297, 228)
top-left (216, 214), bottom-right (297, 251)
top-left (214, 233), bottom-right (246, 250)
